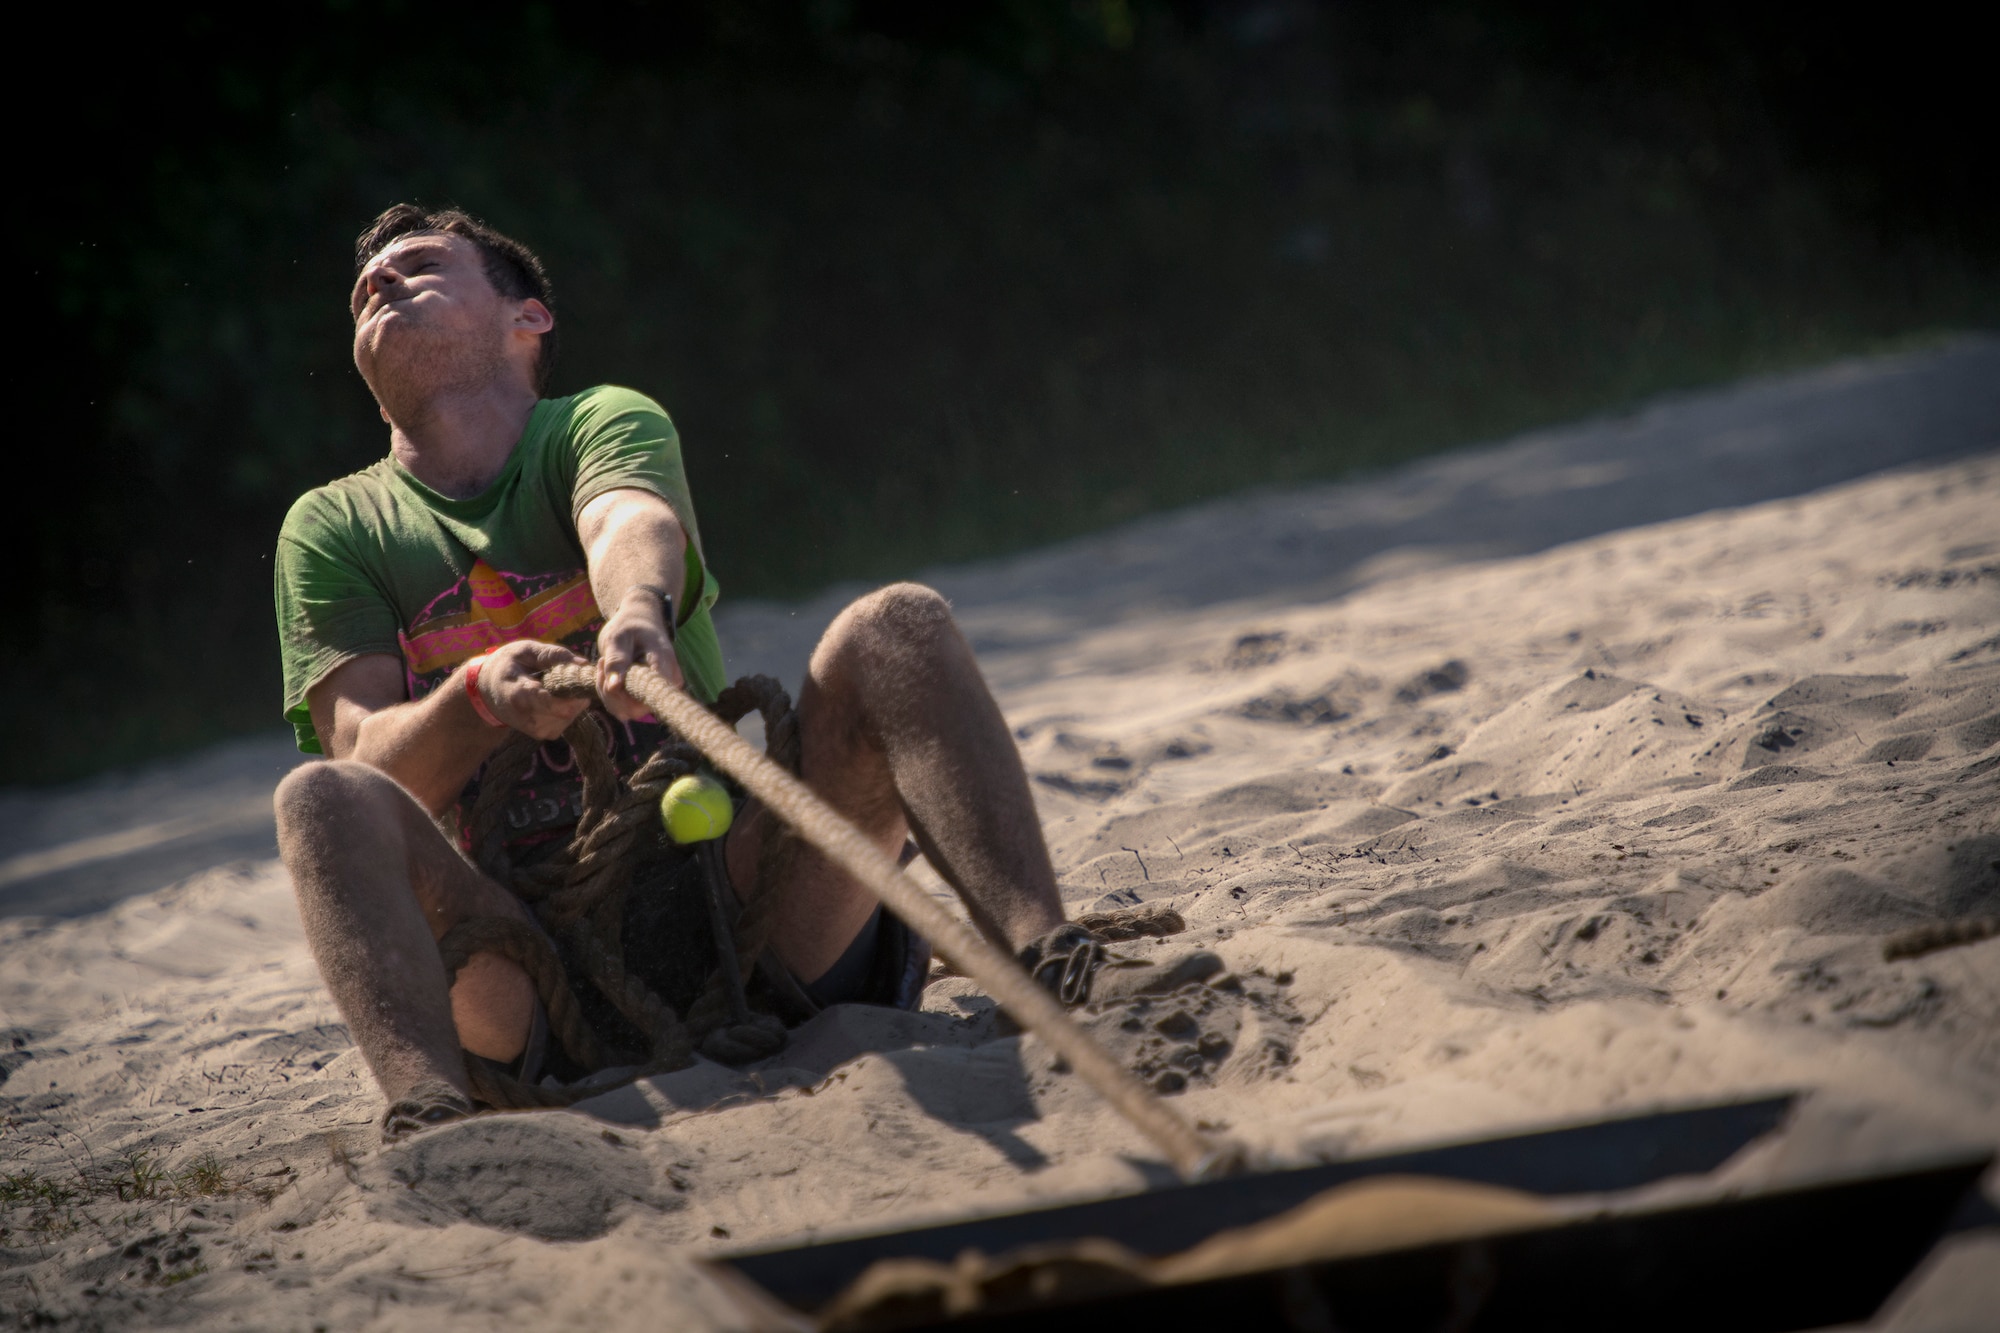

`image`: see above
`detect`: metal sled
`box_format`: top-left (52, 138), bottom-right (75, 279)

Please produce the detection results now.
top-left (715, 1094), bottom-right (1994, 1331)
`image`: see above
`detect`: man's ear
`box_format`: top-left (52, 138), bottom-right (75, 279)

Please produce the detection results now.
top-left (514, 298), bottom-right (554, 336)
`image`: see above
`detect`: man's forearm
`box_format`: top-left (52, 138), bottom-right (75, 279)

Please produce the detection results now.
top-left (580, 489), bottom-right (688, 626)
top-left (580, 489), bottom-right (692, 713)
top-left (350, 664), bottom-right (509, 814)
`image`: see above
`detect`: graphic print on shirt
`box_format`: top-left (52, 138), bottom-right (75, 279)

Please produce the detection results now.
top-left (398, 558), bottom-right (666, 855)
top-left (398, 558), bottom-right (602, 690)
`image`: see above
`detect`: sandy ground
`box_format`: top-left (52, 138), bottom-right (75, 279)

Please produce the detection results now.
top-left (3, 338), bottom-right (1997, 1330)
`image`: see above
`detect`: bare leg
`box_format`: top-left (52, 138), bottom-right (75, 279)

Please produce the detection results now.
top-left (726, 583), bottom-right (1066, 983)
top-left (275, 760), bottom-right (537, 1104)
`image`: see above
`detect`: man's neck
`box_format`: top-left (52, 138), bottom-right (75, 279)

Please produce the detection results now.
top-left (386, 380), bottom-right (541, 499)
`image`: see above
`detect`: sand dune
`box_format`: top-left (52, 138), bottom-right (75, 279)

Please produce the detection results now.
top-left (3, 344), bottom-right (1997, 1330)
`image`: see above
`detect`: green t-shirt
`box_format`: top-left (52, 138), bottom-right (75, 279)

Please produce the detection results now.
top-left (274, 386), bottom-right (725, 839)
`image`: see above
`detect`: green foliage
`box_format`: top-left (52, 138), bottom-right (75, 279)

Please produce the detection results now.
top-left (112, 1152), bottom-right (171, 1203)
top-left (0, 1153), bottom-right (247, 1227)
top-left (174, 1153), bottom-right (235, 1198)
top-left (14, 3), bottom-right (1997, 781)
top-left (1, 1171), bottom-right (81, 1208)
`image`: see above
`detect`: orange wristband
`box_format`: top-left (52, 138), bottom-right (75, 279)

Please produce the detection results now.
top-left (463, 655), bottom-right (506, 728)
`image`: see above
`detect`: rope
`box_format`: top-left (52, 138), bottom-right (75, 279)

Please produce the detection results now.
top-left (436, 914), bottom-right (607, 1071)
top-left (538, 661), bottom-right (1227, 1181)
top-left (467, 730), bottom-right (541, 883)
top-left (443, 677), bottom-right (804, 1111)
top-left (549, 674), bottom-right (795, 1067)
top-left (437, 661), bottom-right (1226, 1178)
top-left (1884, 916), bottom-right (2000, 961)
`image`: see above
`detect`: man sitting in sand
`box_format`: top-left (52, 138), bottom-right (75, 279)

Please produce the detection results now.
top-left (273, 206), bottom-right (1218, 1139)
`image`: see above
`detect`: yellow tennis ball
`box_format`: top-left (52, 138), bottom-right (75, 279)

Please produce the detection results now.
top-left (660, 773), bottom-right (734, 844)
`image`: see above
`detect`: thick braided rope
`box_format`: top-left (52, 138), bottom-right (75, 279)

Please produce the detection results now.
top-left (714, 675), bottom-right (803, 774)
top-left (447, 677), bottom-right (807, 1107)
top-left (467, 730), bottom-right (542, 884)
top-left (462, 1053), bottom-right (574, 1109)
top-left (501, 719), bottom-right (707, 1072)
top-left (536, 744), bottom-right (691, 930)
top-left (544, 673), bottom-right (795, 1063)
top-left (450, 726), bottom-right (633, 1111)
top-left (539, 661), bottom-right (1226, 1181)
top-left (435, 914), bottom-right (607, 1072)
top-left (680, 829), bottom-right (793, 1062)
top-left (451, 710), bottom-right (697, 1098)
top-left (452, 914), bottom-right (703, 1112)
top-left (1884, 916), bottom-right (2000, 961)
top-left (539, 742), bottom-right (684, 1071)
top-left (559, 917), bottom-right (695, 1068)
top-left (462, 860), bottom-right (777, 1108)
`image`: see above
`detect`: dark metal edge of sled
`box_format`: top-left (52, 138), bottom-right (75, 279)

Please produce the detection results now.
top-left (720, 1092), bottom-right (1800, 1311)
top-left (910, 1151), bottom-right (1994, 1333)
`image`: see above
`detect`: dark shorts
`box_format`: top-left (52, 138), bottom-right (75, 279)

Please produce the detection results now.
top-left (714, 829), bottom-right (932, 1016)
top-left (797, 902), bottom-right (931, 1010)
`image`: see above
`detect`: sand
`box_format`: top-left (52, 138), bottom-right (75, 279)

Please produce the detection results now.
top-left (3, 339), bottom-right (1997, 1330)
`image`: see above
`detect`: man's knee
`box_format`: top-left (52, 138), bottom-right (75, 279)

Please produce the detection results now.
top-left (274, 759), bottom-right (402, 842)
top-left (817, 582), bottom-right (956, 672)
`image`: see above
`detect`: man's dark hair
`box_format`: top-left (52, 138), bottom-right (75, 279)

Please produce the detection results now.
top-left (355, 204), bottom-right (558, 394)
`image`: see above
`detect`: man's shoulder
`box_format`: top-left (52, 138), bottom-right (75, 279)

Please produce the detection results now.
top-left (542, 385), bottom-right (675, 437)
top-left (279, 459), bottom-right (401, 544)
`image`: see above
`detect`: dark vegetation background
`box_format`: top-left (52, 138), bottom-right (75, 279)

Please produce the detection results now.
top-left (16, 0), bottom-right (1996, 782)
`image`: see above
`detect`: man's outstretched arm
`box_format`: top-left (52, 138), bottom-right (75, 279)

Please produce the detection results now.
top-left (305, 487), bottom-right (690, 808)
top-left (307, 644), bottom-right (595, 814)
top-left (578, 486), bottom-right (689, 719)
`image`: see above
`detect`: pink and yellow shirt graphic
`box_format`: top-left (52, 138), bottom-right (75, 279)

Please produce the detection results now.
top-left (397, 559), bottom-right (602, 696)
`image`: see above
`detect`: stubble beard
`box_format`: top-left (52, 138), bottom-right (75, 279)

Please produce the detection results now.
top-left (359, 314), bottom-right (510, 432)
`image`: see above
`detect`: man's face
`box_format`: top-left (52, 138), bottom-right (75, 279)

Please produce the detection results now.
top-left (350, 232), bottom-right (527, 404)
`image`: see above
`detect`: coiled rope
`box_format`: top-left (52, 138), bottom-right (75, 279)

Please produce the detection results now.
top-left (533, 662), bottom-right (1227, 1180)
top-left (438, 674), bottom-right (799, 1112)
